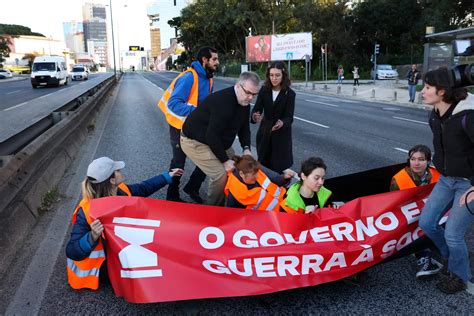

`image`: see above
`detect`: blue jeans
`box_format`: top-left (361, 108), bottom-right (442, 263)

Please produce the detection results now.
top-left (408, 84), bottom-right (416, 101)
top-left (419, 175), bottom-right (474, 282)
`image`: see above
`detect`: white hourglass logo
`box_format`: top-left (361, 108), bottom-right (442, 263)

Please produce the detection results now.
top-left (113, 217), bottom-right (163, 279)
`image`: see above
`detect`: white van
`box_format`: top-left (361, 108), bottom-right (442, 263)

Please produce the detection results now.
top-left (31, 56), bottom-right (69, 88)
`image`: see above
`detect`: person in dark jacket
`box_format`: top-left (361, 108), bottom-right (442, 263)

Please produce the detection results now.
top-left (251, 61), bottom-right (295, 173)
top-left (180, 72), bottom-right (260, 206)
top-left (66, 157), bottom-right (182, 289)
top-left (407, 64), bottom-right (421, 102)
top-left (418, 67), bottom-right (474, 294)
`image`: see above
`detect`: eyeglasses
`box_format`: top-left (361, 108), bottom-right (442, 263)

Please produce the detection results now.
top-left (239, 83), bottom-right (258, 97)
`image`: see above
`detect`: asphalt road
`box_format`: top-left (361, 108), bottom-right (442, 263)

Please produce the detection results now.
top-left (1, 72), bottom-right (472, 314)
top-left (0, 73), bottom-right (105, 111)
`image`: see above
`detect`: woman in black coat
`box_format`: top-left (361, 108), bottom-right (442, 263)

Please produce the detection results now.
top-left (251, 61), bottom-right (295, 173)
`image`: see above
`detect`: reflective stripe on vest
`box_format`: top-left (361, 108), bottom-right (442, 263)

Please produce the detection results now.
top-left (157, 68), bottom-right (213, 129)
top-left (393, 167), bottom-right (441, 190)
top-left (67, 199), bottom-right (106, 290)
top-left (224, 169), bottom-right (286, 212)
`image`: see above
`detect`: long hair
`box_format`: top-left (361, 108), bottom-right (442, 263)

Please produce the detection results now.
top-left (264, 61), bottom-right (291, 91)
top-left (233, 155), bottom-right (261, 175)
top-left (423, 67), bottom-right (468, 104)
top-left (81, 174), bottom-right (116, 200)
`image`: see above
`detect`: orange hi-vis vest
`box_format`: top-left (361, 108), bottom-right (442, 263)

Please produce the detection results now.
top-left (393, 167), bottom-right (441, 190)
top-left (224, 169), bottom-right (286, 212)
top-left (67, 184), bottom-right (132, 290)
top-left (157, 68), bottom-right (213, 129)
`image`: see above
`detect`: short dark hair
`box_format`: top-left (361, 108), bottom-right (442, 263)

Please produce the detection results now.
top-left (300, 157), bottom-right (327, 178)
top-left (264, 61), bottom-right (291, 90)
top-left (196, 47), bottom-right (217, 64)
top-left (423, 67), bottom-right (468, 104)
top-left (408, 144), bottom-right (432, 162)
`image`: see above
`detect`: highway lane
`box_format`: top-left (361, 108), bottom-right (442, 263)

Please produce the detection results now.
top-left (2, 72), bottom-right (471, 314)
top-left (0, 73), bottom-right (107, 111)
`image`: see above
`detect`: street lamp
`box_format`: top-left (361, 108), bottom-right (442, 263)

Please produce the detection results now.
top-left (107, 0), bottom-right (117, 75)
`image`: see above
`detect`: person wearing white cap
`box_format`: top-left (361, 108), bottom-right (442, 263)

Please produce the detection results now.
top-left (66, 157), bottom-right (183, 290)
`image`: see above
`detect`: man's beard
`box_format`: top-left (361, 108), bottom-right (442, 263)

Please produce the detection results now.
top-left (204, 64), bottom-right (216, 78)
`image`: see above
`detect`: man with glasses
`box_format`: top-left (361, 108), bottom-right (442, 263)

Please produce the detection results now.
top-left (180, 72), bottom-right (260, 206)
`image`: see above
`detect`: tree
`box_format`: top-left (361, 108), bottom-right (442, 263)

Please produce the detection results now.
top-left (22, 52), bottom-right (38, 68)
top-left (0, 37), bottom-right (13, 65)
top-left (0, 24), bottom-right (45, 37)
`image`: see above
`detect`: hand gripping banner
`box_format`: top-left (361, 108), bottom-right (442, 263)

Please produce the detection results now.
top-left (89, 184), bottom-right (434, 303)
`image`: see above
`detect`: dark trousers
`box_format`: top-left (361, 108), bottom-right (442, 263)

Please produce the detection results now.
top-left (167, 125), bottom-right (206, 199)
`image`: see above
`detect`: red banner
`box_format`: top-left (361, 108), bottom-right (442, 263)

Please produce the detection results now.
top-left (90, 185), bottom-right (434, 303)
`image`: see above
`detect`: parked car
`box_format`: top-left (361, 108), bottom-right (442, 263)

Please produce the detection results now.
top-left (371, 64), bottom-right (398, 80)
top-left (71, 66), bottom-right (89, 81)
top-left (0, 69), bottom-right (13, 79)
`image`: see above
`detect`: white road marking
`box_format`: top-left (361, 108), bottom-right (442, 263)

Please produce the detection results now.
top-left (294, 116), bottom-right (329, 128)
top-left (4, 101), bottom-right (28, 111)
top-left (393, 116), bottom-right (428, 125)
top-left (141, 74), bottom-right (164, 91)
top-left (6, 90), bottom-right (21, 95)
top-left (304, 99), bottom-right (339, 107)
top-left (38, 93), bottom-right (53, 99)
top-left (382, 107), bottom-right (399, 111)
top-left (394, 147), bottom-right (409, 153)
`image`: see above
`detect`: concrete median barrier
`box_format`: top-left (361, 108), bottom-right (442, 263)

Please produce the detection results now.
top-left (0, 76), bottom-right (117, 279)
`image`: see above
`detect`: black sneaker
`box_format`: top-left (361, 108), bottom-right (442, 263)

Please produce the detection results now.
top-left (416, 257), bottom-right (442, 280)
top-left (183, 186), bottom-right (204, 204)
top-left (436, 272), bottom-right (467, 294)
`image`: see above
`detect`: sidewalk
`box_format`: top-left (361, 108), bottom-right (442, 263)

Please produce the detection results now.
top-left (291, 79), bottom-right (429, 110)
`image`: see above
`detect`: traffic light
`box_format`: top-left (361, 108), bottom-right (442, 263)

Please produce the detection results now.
top-left (375, 44), bottom-right (380, 55)
top-left (370, 54), bottom-right (374, 63)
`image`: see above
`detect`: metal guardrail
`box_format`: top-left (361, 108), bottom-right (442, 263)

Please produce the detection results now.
top-left (0, 74), bottom-right (115, 165)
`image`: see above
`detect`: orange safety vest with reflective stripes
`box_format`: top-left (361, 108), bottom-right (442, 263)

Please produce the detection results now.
top-left (392, 167), bottom-right (441, 190)
top-left (224, 169), bottom-right (286, 212)
top-left (157, 68), bottom-right (213, 129)
top-left (67, 184), bottom-right (132, 290)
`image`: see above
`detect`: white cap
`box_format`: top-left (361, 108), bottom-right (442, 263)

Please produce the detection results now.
top-left (87, 157), bottom-right (125, 184)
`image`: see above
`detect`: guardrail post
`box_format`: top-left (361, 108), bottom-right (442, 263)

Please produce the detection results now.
top-left (324, 84), bottom-right (328, 91)
top-left (371, 89), bottom-right (375, 98)
top-left (353, 87), bottom-right (357, 96)
top-left (312, 82), bottom-right (316, 90)
top-left (393, 91), bottom-right (397, 101)
top-left (337, 86), bottom-right (341, 94)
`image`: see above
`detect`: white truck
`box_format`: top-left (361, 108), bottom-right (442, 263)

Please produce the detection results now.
top-left (31, 56), bottom-right (69, 88)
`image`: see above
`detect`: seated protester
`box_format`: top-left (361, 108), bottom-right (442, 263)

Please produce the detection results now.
top-left (281, 157), bottom-right (333, 214)
top-left (224, 155), bottom-right (295, 211)
top-left (390, 144), bottom-right (441, 191)
top-left (390, 144), bottom-right (442, 280)
top-left (66, 157), bottom-right (183, 290)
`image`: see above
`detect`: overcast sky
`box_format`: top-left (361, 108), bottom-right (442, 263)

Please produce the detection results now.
top-left (2, 0), bottom-right (155, 50)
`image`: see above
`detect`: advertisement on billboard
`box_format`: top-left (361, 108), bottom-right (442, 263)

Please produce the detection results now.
top-left (246, 32), bottom-right (312, 62)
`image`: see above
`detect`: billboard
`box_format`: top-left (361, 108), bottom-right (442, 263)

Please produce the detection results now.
top-left (246, 32), bottom-right (312, 62)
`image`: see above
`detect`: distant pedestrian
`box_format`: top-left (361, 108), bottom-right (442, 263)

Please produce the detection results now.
top-left (352, 66), bottom-right (360, 86)
top-left (337, 65), bottom-right (344, 86)
top-left (407, 64), bottom-right (421, 102)
top-left (180, 72), bottom-right (260, 206)
top-left (251, 61), bottom-right (295, 173)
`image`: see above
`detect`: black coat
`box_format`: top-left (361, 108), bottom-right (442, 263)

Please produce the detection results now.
top-left (251, 86), bottom-right (295, 172)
